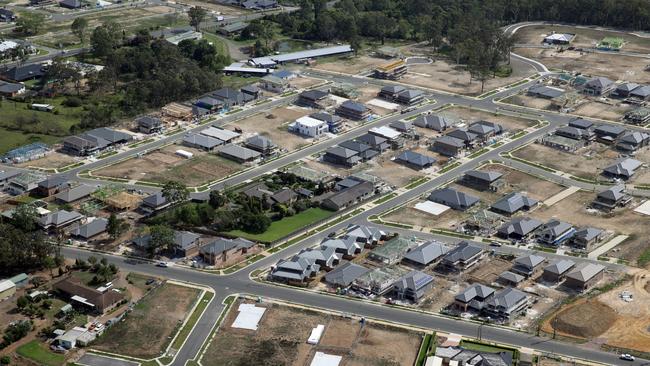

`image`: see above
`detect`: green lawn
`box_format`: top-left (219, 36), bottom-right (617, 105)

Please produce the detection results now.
top-left (638, 248), bottom-right (650, 267)
top-left (460, 340), bottom-right (515, 358)
top-left (17, 340), bottom-right (65, 366)
top-left (226, 207), bottom-right (334, 243)
top-left (201, 32), bottom-right (229, 57)
top-left (0, 127), bottom-right (60, 155)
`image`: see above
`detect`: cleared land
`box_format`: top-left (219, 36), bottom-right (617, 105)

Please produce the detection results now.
top-left (230, 106), bottom-right (312, 153)
top-left (514, 25), bottom-right (650, 54)
top-left (92, 283), bottom-right (200, 359)
top-left (629, 148), bottom-right (650, 185)
top-left (400, 56), bottom-right (535, 96)
top-left (512, 142), bottom-right (619, 180)
top-left (203, 301), bottom-right (422, 366)
top-left (93, 145), bottom-right (242, 186)
top-left (365, 149), bottom-right (431, 188)
top-left (439, 106), bottom-right (538, 132)
top-left (16, 151), bottom-right (77, 170)
top-left (502, 94), bottom-right (633, 121)
top-left (313, 55), bottom-right (387, 75)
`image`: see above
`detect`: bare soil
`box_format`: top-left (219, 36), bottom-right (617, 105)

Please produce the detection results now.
top-left (573, 100), bottom-right (631, 121)
top-left (346, 324), bottom-right (421, 366)
top-left (314, 55), bottom-right (388, 74)
top-left (478, 163), bottom-right (566, 201)
top-left (231, 106), bottom-right (313, 153)
top-left (16, 151), bottom-right (77, 169)
top-left (465, 257), bottom-right (513, 285)
top-left (440, 106), bottom-right (537, 132)
top-left (548, 299), bottom-right (617, 338)
top-left (629, 147), bottom-right (650, 185)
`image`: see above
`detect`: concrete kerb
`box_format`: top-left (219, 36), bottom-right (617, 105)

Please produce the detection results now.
top-left (188, 295), bottom-right (238, 366)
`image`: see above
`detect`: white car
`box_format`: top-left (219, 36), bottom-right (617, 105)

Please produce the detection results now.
top-left (619, 354), bottom-right (635, 361)
top-left (156, 261), bottom-right (169, 268)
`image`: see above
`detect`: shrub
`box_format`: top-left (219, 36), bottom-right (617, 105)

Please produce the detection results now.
top-left (63, 96), bottom-right (82, 107)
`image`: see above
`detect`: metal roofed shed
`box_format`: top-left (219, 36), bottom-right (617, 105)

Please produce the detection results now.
top-left (231, 303), bottom-right (266, 330)
top-left (309, 352), bottom-right (342, 366)
top-left (414, 201), bottom-right (450, 216)
top-left (249, 45), bottom-right (353, 65)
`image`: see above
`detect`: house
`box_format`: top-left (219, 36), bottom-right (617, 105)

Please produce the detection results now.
top-left (296, 90), bottom-right (330, 108)
top-left (321, 236), bottom-right (363, 257)
top-left (38, 210), bottom-right (83, 230)
top-left (344, 224), bottom-right (386, 246)
top-left (53, 277), bottom-right (124, 314)
top-left (151, 26), bottom-right (202, 45)
top-left (218, 144), bottom-right (261, 163)
top-left (446, 129), bottom-right (479, 147)
top-left (200, 237), bottom-right (256, 266)
top-left (543, 33), bottom-right (574, 44)
top-left (542, 259), bottom-right (576, 282)
top-left (625, 107), bottom-right (650, 124)
top-left (490, 192), bottom-right (538, 216)
top-left (270, 188), bottom-right (297, 205)
top-left (141, 192), bottom-right (170, 213)
top-left (435, 347), bottom-right (513, 366)
top-left (134, 230), bottom-right (201, 257)
top-left (396, 89), bottom-right (424, 105)
top-left (63, 128), bottom-right (133, 156)
top-left (527, 85), bottom-right (565, 99)
top-left (297, 247), bottom-right (340, 269)
top-left (212, 87), bottom-right (249, 107)
top-left (70, 218), bottom-right (108, 241)
top-left (182, 133), bottom-right (223, 151)
top-left (564, 263), bottom-right (606, 291)
top-left (630, 85), bottom-right (650, 100)
top-left (484, 287), bottom-right (528, 321)
top-left (468, 121), bottom-right (503, 141)
top-left (0, 80), bottom-right (25, 97)
top-left (339, 140), bottom-right (378, 161)
top-left (454, 284), bottom-right (495, 312)
top-left (260, 74), bottom-right (289, 93)
top-left (402, 240), bottom-right (449, 268)
top-left (323, 147), bottom-right (360, 167)
top-left (321, 181), bottom-right (374, 211)
top-left (240, 0), bottom-right (278, 10)
top-left (497, 217), bottom-right (543, 240)
top-left (310, 112), bottom-right (343, 133)
top-left (55, 184), bottom-right (95, 204)
top-left (290, 116), bottom-right (329, 137)
top-left (614, 83), bottom-right (640, 98)
top-left (194, 96), bottom-right (224, 112)
top-left (273, 69), bottom-right (296, 80)
top-left (240, 84), bottom-right (260, 100)
top-left (59, 0), bottom-right (83, 8)
top-left (602, 158), bottom-right (642, 179)
top-left (352, 266), bottom-right (406, 295)
top-left (537, 219), bottom-right (575, 246)
top-left (356, 133), bottom-right (390, 152)
top-left (593, 124), bottom-right (626, 144)
top-left (334, 176), bottom-right (364, 191)
top-left (388, 121), bottom-right (412, 134)
top-left (0, 170), bottom-right (20, 188)
top-left (367, 236), bottom-right (418, 265)
top-left (460, 170), bottom-right (503, 192)
top-left (1, 63), bottom-right (46, 82)
top-left (271, 256), bottom-right (320, 284)
top-left (428, 188), bottom-right (479, 211)
top-left (511, 254), bottom-right (546, 277)
top-left (572, 227), bottom-right (604, 250)
top-left (54, 326), bottom-right (95, 349)
top-left (392, 270), bottom-right (434, 302)
top-left (395, 150), bottom-right (436, 170)
top-left (0, 279), bottom-right (16, 301)
top-left (555, 126), bottom-right (594, 141)
top-left (414, 114), bottom-right (450, 131)
top-left (439, 242), bottom-right (484, 271)
top-left (7, 172), bottom-right (44, 195)
top-left (136, 116), bottom-right (163, 134)
top-left (374, 60), bottom-right (407, 80)
top-left (432, 135), bottom-right (465, 157)
top-left (497, 271), bottom-right (525, 287)
top-left (245, 135), bottom-right (276, 156)
top-left (568, 118), bottom-right (594, 130)
top-left (36, 176), bottom-right (68, 197)
top-left (379, 85), bottom-right (406, 100)
top-left (616, 131), bottom-right (650, 152)
top-left (368, 126), bottom-right (402, 146)
top-left (323, 262), bottom-right (369, 288)
top-left (582, 77), bottom-right (614, 96)
top-left (200, 127), bottom-right (240, 143)
top-left (0, 9), bottom-right (16, 22)
top-left (592, 184), bottom-right (631, 210)
top-left (336, 100), bottom-right (371, 121)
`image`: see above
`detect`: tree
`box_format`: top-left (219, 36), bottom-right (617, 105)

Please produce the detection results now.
top-left (90, 22), bottom-right (120, 59)
top-left (148, 225), bottom-right (176, 255)
top-left (12, 204), bottom-right (39, 232)
top-left (209, 190), bottom-right (227, 208)
top-left (15, 13), bottom-right (45, 36)
top-left (43, 256), bottom-right (56, 278)
top-left (71, 17), bottom-right (89, 45)
top-left (16, 296), bottom-right (29, 309)
top-left (188, 6), bottom-right (207, 32)
top-left (162, 181), bottom-right (189, 204)
top-left (106, 213), bottom-right (129, 241)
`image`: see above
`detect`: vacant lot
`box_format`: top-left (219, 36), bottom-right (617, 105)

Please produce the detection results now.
top-left (94, 145), bottom-right (242, 186)
top-left (502, 94), bottom-right (555, 111)
top-left (514, 25), bottom-right (650, 54)
top-left (314, 55), bottom-right (388, 74)
top-left (515, 47), bottom-right (650, 83)
top-left (93, 283), bottom-right (200, 359)
top-left (629, 148), bottom-right (650, 185)
top-left (465, 257), bottom-right (513, 285)
top-left (383, 200), bottom-right (467, 230)
top-left (479, 164), bottom-right (565, 202)
top-left (532, 191), bottom-right (646, 261)
top-left (573, 100), bottom-right (633, 121)
top-left (401, 57), bottom-right (535, 96)
top-left (512, 142), bottom-right (619, 180)
top-left (545, 298), bottom-right (617, 338)
top-left (16, 151), bottom-right (77, 170)
top-left (203, 300), bottom-right (423, 366)
top-left (231, 106), bottom-right (312, 154)
top-left (441, 106), bottom-right (538, 132)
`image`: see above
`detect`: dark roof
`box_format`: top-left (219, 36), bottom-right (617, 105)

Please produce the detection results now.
top-left (403, 241), bottom-right (449, 265)
top-left (54, 277), bottom-right (124, 312)
top-left (396, 150), bottom-right (436, 167)
top-left (428, 188), bottom-right (479, 209)
top-left (544, 259), bottom-right (575, 275)
top-left (447, 128), bottom-right (478, 142)
top-left (339, 100), bottom-right (368, 113)
top-left (1, 63), bottom-right (46, 82)
top-left (270, 188), bottom-right (297, 204)
top-left (528, 84), bottom-right (565, 98)
top-left (136, 116), bottom-right (162, 128)
top-left (597, 184), bottom-right (626, 201)
top-left (183, 133), bottom-right (223, 149)
top-left (310, 112), bottom-right (341, 124)
top-left (38, 175), bottom-right (68, 189)
top-left (381, 85), bottom-right (406, 94)
top-left (0, 81), bottom-right (24, 94)
top-left (498, 217), bottom-right (542, 237)
top-left (356, 133), bottom-right (388, 146)
top-left (324, 262), bottom-right (369, 287)
top-left (491, 192), bottom-right (538, 214)
top-left (339, 139), bottom-right (370, 153)
top-left (142, 192), bottom-right (167, 208)
top-left (200, 237), bottom-right (254, 254)
top-left (414, 115), bottom-right (450, 130)
top-left (443, 242), bottom-right (483, 263)
top-left (59, 0), bottom-right (82, 7)
top-left (568, 118), bottom-right (593, 129)
top-left (434, 135), bottom-right (465, 148)
top-left (324, 181), bottom-right (374, 208)
top-left (246, 135), bottom-right (275, 150)
top-left (299, 89), bottom-right (328, 101)
top-left (465, 170), bottom-right (502, 183)
top-left (325, 146), bottom-right (358, 159)
top-left (55, 184), bottom-right (95, 203)
top-left (71, 218), bottom-right (108, 239)
top-left (455, 283), bottom-right (495, 303)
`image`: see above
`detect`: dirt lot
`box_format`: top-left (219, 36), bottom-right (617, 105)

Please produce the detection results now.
top-left (16, 151), bottom-right (77, 170)
top-left (356, 85), bottom-right (393, 116)
top-left (365, 146), bottom-right (438, 187)
top-left (92, 283), bottom-right (200, 359)
top-left (203, 300), bottom-right (423, 366)
top-left (531, 191), bottom-right (647, 261)
top-left (573, 100), bottom-right (632, 121)
top-left (231, 106), bottom-right (313, 153)
top-left (290, 76), bottom-right (324, 90)
top-left (512, 142), bottom-right (620, 180)
top-left (383, 200), bottom-right (467, 230)
top-left (514, 25), bottom-right (650, 54)
top-left (93, 145), bottom-right (242, 186)
top-left (465, 257), bottom-right (513, 285)
top-left (401, 57), bottom-right (535, 96)
top-left (418, 277), bottom-right (463, 313)
top-left (542, 271), bottom-right (650, 353)
top-left (502, 94), bottom-right (555, 111)
top-left (173, 0), bottom-right (250, 15)
top-left (314, 55), bottom-right (388, 74)
top-left (440, 106), bottom-right (537, 132)
top-left (515, 47), bottom-right (650, 83)
top-left (478, 163), bottom-right (566, 202)
top-left (629, 147), bottom-right (650, 185)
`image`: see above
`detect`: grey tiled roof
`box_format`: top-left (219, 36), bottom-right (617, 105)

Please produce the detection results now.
top-left (403, 241), bottom-right (449, 265)
top-left (324, 262), bottom-right (369, 287)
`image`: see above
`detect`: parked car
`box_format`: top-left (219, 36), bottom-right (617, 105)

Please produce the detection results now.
top-left (156, 262), bottom-right (169, 268)
top-left (619, 354), bottom-right (635, 361)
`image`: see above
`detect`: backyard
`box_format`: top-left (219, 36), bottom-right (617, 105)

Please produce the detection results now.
top-left (226, 207), bottom-right (333, 243)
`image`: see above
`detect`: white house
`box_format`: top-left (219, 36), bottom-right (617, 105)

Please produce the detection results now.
top-left (289, 116), bottom-right (328, 137)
